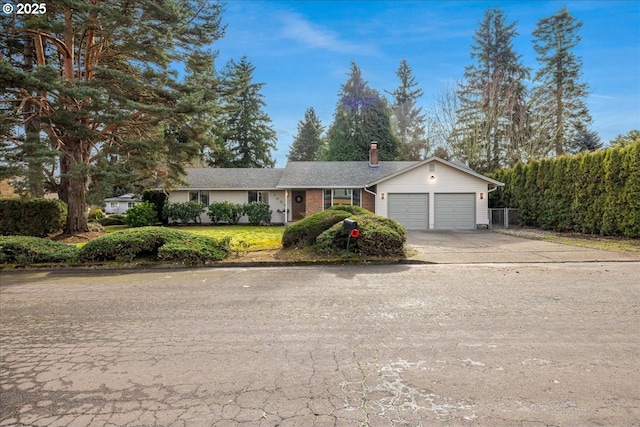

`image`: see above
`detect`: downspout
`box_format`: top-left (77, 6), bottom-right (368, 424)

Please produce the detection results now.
top-left (284, 190), bottom-right (289, 225)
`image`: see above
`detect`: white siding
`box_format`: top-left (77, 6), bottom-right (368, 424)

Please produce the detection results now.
top-left (168, 190), bottom-right (286, 224)
top-left (376, 162), bottom-right (490, 229)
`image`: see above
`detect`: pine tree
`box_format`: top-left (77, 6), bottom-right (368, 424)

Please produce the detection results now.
top-left (610, 130), bottom-right (640, 148)
top-left (532, 6), bottom-right (591, 157)
top-left (325, 62), bottom-right (398, 161)
top-left (207, 56), bottom-right (276, 168)
top-left (288, 107), bottom-right (325, 161)
top-left (387, 59), bottom-right (428, 160)
top-left (573, 128), bottom-right (603, 152)
top-left (0, 1), bottom-right (226, 233)
top-left (455, 7), bottom-right (529, 172)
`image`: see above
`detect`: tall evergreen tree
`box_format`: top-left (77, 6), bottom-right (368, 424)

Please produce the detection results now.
top-left (207, 56), bottom-right (276, 168)
top-left (287, 107), bottom-right (324, 161)
top-left (455, 7), bottom-right (529, 172)
top-left (532, 6), bottom-right (591, 157)
top-left (610, 130), bottom-right (640, 148)
top-left (325, 62), bottom-right (398, 161)
top-left (387, 59), bottom-right (428, 160)
top-left (0, 1), bottom-right (225, 233)
top-left (573, 128), bottom-right (603, 152)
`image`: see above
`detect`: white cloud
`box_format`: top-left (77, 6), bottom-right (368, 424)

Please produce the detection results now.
top-left (277, 11), bottom-right (379, 56)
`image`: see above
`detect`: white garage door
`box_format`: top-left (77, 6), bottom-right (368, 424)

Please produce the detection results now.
top-left (388, 193), bottom-right (428, 230)
top-left (434, 193), bottom-right (475, 230)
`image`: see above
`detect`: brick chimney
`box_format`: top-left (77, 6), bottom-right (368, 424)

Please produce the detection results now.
top-left (369, 142), bottom-right (379, 167)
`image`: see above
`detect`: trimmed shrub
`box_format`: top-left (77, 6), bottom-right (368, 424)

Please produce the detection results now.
top-left (282, 209), bottom-right (352, 248)
top-left (315, 214), bottom-right (406, 257)
top-left (0, 198), bottom-right (67, 237)
top-left (99, 214), bottom-right (126, 226)
top-left (244, 202), bottom-right (272, 225)
top-left (164, 201), bottom-right (205, 224)
top-left (88, 222), bottom-right (105, 232)
top-left (125, 202), bottom-right (158, 227)
top-left (327, 205), bottom-right (372, 215)
top-left (158, 235), bottom-right (231, 264)
top-left (80, 226), bottom-right (229, 263)
top-left (0, 236), bottom-right (79, 264)
top-left (206, 201), bottom-right (245, 224)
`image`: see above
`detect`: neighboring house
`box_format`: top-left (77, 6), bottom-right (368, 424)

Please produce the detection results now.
top-left (166, 144), bottom-right (503, 230)
top-left (103, 193), bottom-right (142, 214)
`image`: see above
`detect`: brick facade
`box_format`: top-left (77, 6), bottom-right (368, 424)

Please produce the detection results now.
top-left (300, 187), bottom-right (376, 216)
top-left (305, 189), bottom-right (324, 216)
top-left (362, 187), bottom-right (376, 213)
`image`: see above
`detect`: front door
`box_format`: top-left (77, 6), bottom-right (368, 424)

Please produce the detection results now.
top-left (291, 191), bottom-right (306, 220)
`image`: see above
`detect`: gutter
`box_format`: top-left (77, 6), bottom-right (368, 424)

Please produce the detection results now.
top-left (362, 185), bottom-right (378, 202)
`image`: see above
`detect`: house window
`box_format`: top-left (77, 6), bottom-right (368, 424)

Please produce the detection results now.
top-left (127, 202), bottom-right (135, 208)
top-left (189, 191), bottom-right (210, 206)
top-left (324, 189), bottom-right (361, 209)
top-left (248, 191), bottom-right (269, 203)
top-left (110, 202), bottom-right (118, 209)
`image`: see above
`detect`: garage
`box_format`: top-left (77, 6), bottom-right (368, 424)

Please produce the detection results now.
top-left (434, 193), bottom-right (475, 229)
top-left (388, 193), bottom-right (428, 230)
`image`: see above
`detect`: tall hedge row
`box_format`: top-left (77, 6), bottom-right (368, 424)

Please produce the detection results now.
top-left (490, 142), bottom-right (640, 237)
top-left (0, 198), bottom-right (68, 237)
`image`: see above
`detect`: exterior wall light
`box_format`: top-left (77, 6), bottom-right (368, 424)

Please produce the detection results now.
top-left (430, 175), bottom-right (435, 180)
top-left (380, 193), bottom-right (385, 199)
top-left (480, 193), bottom-right (484, 200)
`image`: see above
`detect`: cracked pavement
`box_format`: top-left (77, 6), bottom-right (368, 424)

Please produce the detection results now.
top-left (1, 263), bottom-right (639, 426)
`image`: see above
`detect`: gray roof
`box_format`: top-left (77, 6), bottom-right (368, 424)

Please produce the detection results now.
top-left (104, 193), bottom-right (140, 202)
top-left (178, 168), bottom-right (284, 190)
top-left (277, 161), bottom-right (418, 188)
top-left (173, 158), bottom-right (503, 190)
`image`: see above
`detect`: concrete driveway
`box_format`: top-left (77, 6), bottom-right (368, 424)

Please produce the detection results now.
top-left (406, 230), bottom-right (640, 264)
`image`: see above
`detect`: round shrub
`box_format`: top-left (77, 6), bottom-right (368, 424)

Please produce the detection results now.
top-left (315, 214), bottom-right (406, 257)
top-left (79, 226), bottom-right (229, 263)
top-left (0, 236), bottom-right (80, 264)
top-left (244, 202), bottom-right (272, 225)
top-left (206, 201), bottom-right (244, 225)
top-left (164, 201), bottom-right (205, 224)
top-left (87, 222), bottom-right (105, 232)
top-left (0, 198), bottom-right (67, 237)
top-left (282, 209), bottom-right (352, 248)
top-left (126, 202), bottom-right (158, 227)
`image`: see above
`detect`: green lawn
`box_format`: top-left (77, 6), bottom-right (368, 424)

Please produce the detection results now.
top-left (95, 224), bottom-right (285, 252)
top-left (176, 225), bottom-right (285, 252)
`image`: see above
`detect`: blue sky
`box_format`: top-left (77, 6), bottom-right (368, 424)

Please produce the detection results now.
top-left (213, 1), bottom-right (640, 167)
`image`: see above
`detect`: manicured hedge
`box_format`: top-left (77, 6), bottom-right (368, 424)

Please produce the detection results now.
top-left (80, 227), bottom-right (230, 263)
top-left (490, 142), bottom-right (640, 237)
top-left (326, 205), bottom-right (372, 215)
top-left (315, 214), bottom-right (406, 257)
top-left (0, 236), bottom-right (80, 264)
top-left (0, 198), bottom-right (68, 237)
top-left (282, 209), bottom-right (352, 248)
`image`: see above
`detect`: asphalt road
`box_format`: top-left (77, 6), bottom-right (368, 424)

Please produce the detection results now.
top-left (1, 263), bottom-right (639, 426)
